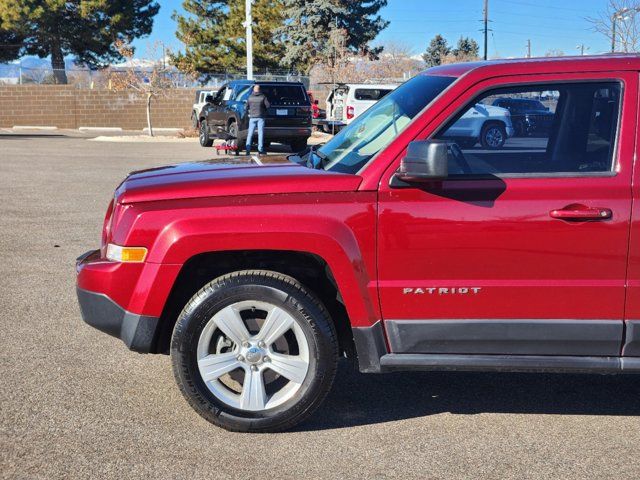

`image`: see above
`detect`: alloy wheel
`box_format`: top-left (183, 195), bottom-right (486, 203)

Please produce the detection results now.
top-left (196, 300), bottom-right (310, 411)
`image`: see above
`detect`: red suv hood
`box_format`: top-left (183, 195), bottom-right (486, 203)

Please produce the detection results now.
top-left (115, 157), bottom-right (363, 204)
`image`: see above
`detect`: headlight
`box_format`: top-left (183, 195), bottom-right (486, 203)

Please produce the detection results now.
top-left (106, 244), bottom-right (148, 263)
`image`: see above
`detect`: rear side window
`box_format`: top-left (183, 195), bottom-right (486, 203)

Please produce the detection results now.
top-left (436, 82), bottom-right (621, 177)
top-left (354, 88), bottom-right (393, 101)
top-left (260, 85), bottom-right (308, 105)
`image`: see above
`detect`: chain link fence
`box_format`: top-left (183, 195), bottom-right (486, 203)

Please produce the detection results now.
top-left (0, 64), bottom-right (309, 89)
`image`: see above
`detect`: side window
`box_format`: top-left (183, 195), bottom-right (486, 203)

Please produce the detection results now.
top-left (212, 87), bottom-right (226, 105)
top-left (436, 82), bottom-right (621, 176)
top-left (222, 88), bottom-right (233, 102)
top-left (236, 86), bottom-right (252, 101)
top-left (354, 89), bottom-right (393, 101)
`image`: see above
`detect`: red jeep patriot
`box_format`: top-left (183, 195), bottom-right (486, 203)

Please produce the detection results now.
top-left (77, 56), bottom-right (640, 432)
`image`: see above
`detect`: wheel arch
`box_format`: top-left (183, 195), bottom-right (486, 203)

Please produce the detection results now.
top-left (482, 119), bottom-right (507, 131)
top-left (153, 250), bottom-right (356, 360)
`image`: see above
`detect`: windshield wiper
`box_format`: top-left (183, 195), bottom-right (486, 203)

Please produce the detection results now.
top-left (302, 145), bottom-right (326, 170)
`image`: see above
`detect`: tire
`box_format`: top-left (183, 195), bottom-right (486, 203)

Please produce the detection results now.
top-left (290, 138), bottom-right (308, 153)
top-left (228, 121), bottom-right (240, 149)
top-left (480, 122), bottom-right (507, 149)
top-left (191, 111), bottom-right (199, 128)
top-left (199, 120), bottom-right (213, 147)
top-left (171, 270), bottom-right (339, 433)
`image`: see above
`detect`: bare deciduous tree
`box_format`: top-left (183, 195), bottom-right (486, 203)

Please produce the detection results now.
top-left (310, 40), bottom-right (423, 86)
top-left (108, 41), bottom-right (175, 137)
top-left (544, 49), bottom-right (565, 57)
top-left (587, 0), bottom-right (640, 53)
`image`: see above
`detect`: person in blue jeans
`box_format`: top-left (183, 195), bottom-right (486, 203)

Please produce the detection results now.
top-left (245, 85), bottom-right (270, 155)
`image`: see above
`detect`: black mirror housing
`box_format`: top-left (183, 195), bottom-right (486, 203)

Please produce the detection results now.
top-left (396, 140), bottom-right (449, 182)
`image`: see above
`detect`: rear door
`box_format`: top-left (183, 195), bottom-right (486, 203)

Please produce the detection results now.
top-left (377, 72), bottom-right (636, 356)
top-left (207, 85), bottom-right (230, 131)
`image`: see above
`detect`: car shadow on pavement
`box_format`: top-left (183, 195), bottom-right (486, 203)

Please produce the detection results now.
top-left (299, 360), bottom-right (640, 431)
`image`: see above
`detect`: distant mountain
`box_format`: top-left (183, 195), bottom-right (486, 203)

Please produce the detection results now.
top-left (0, 57), bottom-right (81, 79)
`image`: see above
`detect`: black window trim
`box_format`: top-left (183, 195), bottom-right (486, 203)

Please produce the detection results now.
top-left (430, 78), bottom-right (625, 180)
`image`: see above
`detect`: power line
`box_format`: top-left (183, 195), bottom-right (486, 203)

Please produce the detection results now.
top-left (499, 0), bottom-right (585, 12)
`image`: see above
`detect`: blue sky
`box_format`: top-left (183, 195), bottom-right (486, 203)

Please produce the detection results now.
top-left (133, 0), bottom-right (612, 59)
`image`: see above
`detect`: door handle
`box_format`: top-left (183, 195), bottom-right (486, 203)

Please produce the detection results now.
top-left (549, 204), bottom-right (612, 220)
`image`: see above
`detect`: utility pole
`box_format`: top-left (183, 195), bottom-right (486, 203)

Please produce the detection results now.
top-left (244, 0), bottom-right (254, 79)
top-left (483, 0), bottom-right (489, 60)
top-left (576, 43), bottom-right (588, 55)
top-left (526, 39), bottom-right (531, 58)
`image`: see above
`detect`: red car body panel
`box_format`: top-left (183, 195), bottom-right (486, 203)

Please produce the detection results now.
top-left (116, 160), bottom-right (362, 204)
top-left (376, 70), bottom-right (638, 322)
top-left (76, 55), bottom-right (640, 363)
top-left (624, 72), bottom-right (640, 320)
top-left (103, 190), bottom-right (379, 327)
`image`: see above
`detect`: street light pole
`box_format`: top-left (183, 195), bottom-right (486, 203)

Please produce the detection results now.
top-left (611, 11), bottom-right (620, 52)
top-left (245, 0), bottom-right (254, 80)
top-left (611, 7), bottom-right (640, 52)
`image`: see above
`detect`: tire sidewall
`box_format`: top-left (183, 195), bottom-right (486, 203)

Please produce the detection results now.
top-left (481, 123), bottom-right (506, 149)
top-left (171, 273), bottom-right (337, 432)
top-left (199, 120), bottom-right (210, 147)
top-left (228, 122), bottom-right (239, 148)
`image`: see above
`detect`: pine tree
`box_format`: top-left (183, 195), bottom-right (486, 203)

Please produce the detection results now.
top-left (171, 0), bottom-right (285, 78)
top-left (279, 0), bottom-right (389, 73)
top-left (171, 1), bottom-right (228, 75)
top-left (0, 0), bottom-right (159, 84)
top-left (0, 25), bottom-right (23, 62)
top-left (452, 36), bottom-right (479, 59)
top-left (223, 0), bottom-right (286, 71)
top-left (422, 34), bottom-right (450, 67)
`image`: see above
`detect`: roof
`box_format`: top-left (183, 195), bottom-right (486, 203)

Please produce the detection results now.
top-left (425, 54), bottom-right (640, 78)
top-left (227, 79), bottom-right (305, 86)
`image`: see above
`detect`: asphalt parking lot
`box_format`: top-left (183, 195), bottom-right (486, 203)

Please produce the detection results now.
top-left (2, 131), bottom-right (640, 480)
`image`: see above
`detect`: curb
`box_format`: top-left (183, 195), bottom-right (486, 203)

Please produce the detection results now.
top-left (12, 126), bottom-right (58, 130)
top-left (142, 127), bottom-right (184, 133)
top-left (78, 127), bottom-right (123, 132)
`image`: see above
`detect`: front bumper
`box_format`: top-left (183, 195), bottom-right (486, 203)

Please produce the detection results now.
top-left (242, 126), bottom-right (312, 139)
top-left (75, 249), bottom-right (168, 353)
top-left (76, 286), bottom-right (159, 353)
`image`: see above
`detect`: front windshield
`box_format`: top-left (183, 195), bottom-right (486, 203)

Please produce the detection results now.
top-left (318, 75), bottom-right (455, 174)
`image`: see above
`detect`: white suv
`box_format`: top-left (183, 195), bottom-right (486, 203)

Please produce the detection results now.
top-left (191, 89), bottom-right (216, 128)
top-left (443, 103), bottom-right (515, 149)
top-left (323, 83), bottom-right (398, 131)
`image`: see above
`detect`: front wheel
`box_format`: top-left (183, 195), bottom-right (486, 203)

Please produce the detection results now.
top-left (227, 121), bottom-right (240, 150)
top-left (480, 123), bottom-right (506, 149)
top-left (199, 120), bottom-right (213, 147)
top-left (171, 270), bottom-right (339, 432)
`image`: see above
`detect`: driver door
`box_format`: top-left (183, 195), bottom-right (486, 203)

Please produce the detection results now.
top-left (377, 73), bottom-right (636, 356)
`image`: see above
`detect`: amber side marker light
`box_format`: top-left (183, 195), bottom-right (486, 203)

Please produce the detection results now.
top-left (106, 244), bottom-right (148, 263)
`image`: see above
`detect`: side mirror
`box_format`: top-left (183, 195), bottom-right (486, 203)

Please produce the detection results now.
top-left (205, 94), bottom-right (214, 103)
top-left (395, 140), bottom-right (448, 182)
